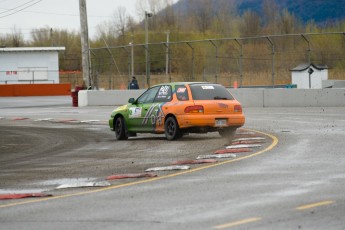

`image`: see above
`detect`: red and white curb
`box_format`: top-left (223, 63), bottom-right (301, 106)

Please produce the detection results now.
top-left (0, 193), bottom-right (52, 200)
top-left (171, 159), bottom-right (217, 165)
top-left (12, 117), bottom-right (29, 121)
top-left (233, 137), bottom-right (266, 142)
top-left (106, 173), bottom-right (157, 180)
top-left (232, 140), bottom-right (266, 145)
top-left (55, 181), bottom-right (110, 189)
top-left (214, 148), bottom-right (251, 154)
top-left (145, 165), bottom-right (190, 172)
top-left (226, 144), bottom-right (262, 149)
top-left (34, 118), bottom-right (54, 122)
top-left (197, 154), bottom-right (236, 160)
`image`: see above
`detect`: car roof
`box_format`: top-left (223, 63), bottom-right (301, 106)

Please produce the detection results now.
top-left (152, 82), bottom-right (222, 87)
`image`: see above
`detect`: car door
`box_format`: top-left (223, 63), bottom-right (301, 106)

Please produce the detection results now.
top-left (140, 85), bottom-right (172, 132)
top-left (128, 86), bottom-right (160, 132)
top-left (150, 85), bottom-right (172, 132)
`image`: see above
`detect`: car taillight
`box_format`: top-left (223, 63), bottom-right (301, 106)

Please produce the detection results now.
top-left (184, 105), bottom-right (204, 113)
top-left (234, 105), bottom-right (242, 112)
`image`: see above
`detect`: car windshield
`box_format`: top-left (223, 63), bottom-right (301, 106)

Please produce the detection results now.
top-left (189, 84), bottom-right (234, 100)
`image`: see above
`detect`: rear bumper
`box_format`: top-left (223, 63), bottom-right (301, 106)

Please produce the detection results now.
top-left (176, 114), bottom-right (245, 129)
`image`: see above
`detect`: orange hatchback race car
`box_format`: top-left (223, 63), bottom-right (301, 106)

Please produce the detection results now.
top-left (109, 82), bottom-right (245, 140)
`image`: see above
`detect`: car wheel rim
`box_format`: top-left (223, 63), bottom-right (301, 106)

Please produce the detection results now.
top-left (116, 119), bottom-right (122, 135)
top-left (167, 120), bottom-right (175, 136)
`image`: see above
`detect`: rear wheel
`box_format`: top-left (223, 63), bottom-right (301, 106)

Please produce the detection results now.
top-left (115, 117), bottom-right (128, 140)
top-left (165, 117), bottom-right (181, 140)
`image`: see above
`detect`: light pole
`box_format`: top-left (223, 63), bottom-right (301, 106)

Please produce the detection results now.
top-left (145, 11), bottom-right (153, 88)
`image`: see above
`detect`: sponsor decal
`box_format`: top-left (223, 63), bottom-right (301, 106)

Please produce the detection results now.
top-left (142, 103), bottom-right (165, 127)
top-left (177, 87), bottom-right (186, 93)
top-left (129, 107), bottom-right (142, 118)
top-left (201, 85), bottom-right (214, 89)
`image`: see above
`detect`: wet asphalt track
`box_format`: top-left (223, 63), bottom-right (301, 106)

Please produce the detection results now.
top-left (0, 96), bottom-right (345, 230)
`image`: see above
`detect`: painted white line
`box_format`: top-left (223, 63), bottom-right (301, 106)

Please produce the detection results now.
top-left (197, 154), bottom-right (236, 160)
top-left (55, 181), bottom-right (110, 189)
top-left (145, 165), bottom-right (190, 172)
top-left (233, 137), bottom-right (266, 142)
top-left (226, 144), bottom-right (262, 149)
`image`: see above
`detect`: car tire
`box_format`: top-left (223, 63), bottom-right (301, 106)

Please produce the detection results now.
top-left (218, 127), bottom-right (237, 140)
top-left (165, 117), bottom-right (181, 140)
top-left (115, 116), bottom-right (128, 140)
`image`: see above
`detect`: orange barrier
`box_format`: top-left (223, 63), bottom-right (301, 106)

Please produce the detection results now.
top-left (0, 84), bottom-right (71, 97)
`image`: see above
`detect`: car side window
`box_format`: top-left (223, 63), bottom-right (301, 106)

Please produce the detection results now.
top-left (154, 85), bottom-right (172, 102)
top-left (137, 86), bottom-right (160, 104)
top-left (176, 85), bottom-right (189, 101)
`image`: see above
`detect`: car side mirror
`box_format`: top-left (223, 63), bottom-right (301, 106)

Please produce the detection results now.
top-left (128, 98), bottom-right (135, 104)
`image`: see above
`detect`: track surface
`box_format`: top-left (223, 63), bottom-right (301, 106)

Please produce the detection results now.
top-left (1, 96), bottom-right (345, 230)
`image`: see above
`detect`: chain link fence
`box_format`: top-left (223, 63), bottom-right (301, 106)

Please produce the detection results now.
top-left (72, 32), bottom-right (345, 89)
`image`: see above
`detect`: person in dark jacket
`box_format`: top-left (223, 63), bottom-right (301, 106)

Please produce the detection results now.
top-left (128, 76), bottom-right (139, 89)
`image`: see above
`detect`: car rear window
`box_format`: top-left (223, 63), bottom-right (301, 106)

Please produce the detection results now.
top-left (189, 84), bottom-right (234, 100)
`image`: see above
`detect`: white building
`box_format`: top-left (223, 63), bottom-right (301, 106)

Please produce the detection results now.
top-left (0, 47), bottom-right (65, 84)
top-left (290, 63), bottom-right (328, 89)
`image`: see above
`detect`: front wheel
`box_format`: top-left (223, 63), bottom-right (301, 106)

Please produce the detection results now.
top-left (165, 117), bottom-right (181, 140)
top-left (115, 117), bottom-right (128, 140)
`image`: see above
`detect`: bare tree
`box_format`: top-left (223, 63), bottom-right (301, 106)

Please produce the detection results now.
top-left (114, 6), bottom-right (128, 42)
top-left (161, 0), bottom-right (176, 28)
top-left (8, 27), bottom-right (25, 47)
top-left (280, 9), bottom-right (297, 34)
top-left (240, 10), bottom-right (261, 37)
top-left (191, 0), bottom-right (213, 34)
top-left (31, 26), bottom-right (51, 46)
top-left (262, 0), bottom-right (280, 34)
top-left (212, 0), bottom-right (238, 36)
top-left (126, 15), bottom-right (137, 35)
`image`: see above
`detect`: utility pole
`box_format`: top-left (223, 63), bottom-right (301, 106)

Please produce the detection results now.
top-left (79, 0), bottom-right (91, 88)
top-left (165, 31), bottom-right (170, 77)
top-left (145, 11), bottom-right (153, 88)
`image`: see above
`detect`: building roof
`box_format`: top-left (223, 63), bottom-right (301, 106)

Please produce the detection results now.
top-left (290, 63), bottom-right (328, 71)
top-left (0, 47), bottom-right (65, 52)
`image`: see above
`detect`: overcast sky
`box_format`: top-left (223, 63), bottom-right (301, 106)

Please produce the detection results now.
top-left (0, 0), bottom-right (142, 39)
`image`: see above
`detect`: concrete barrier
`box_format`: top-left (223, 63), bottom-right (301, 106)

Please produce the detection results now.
top-left (263, 88), bottom-right (345, 107)
top-left (78, 89), bottom-right (145, 107)
top-left (229, 89), bottom-right (264, 107)
top-left (78, 88), bottom-right (345, 107)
